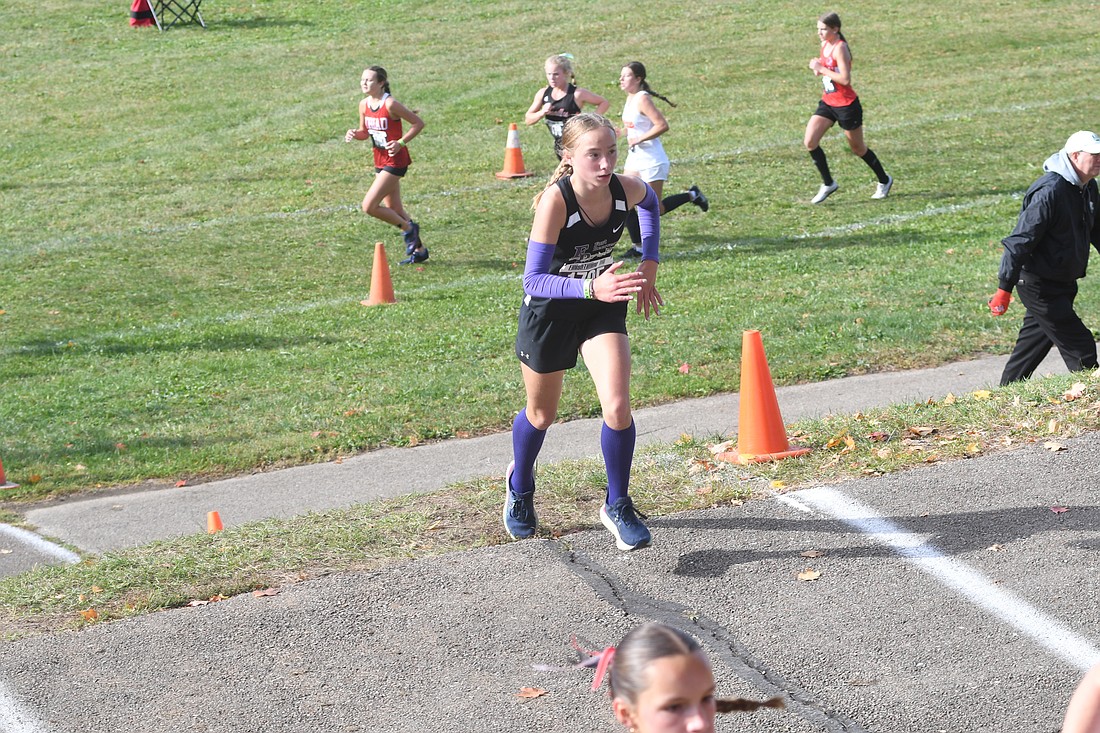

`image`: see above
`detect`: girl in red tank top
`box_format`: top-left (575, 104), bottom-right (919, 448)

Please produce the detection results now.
top-left (345, 66), bottom-right (428, 264)
top-left (802, 12), bottom-right (892, 204)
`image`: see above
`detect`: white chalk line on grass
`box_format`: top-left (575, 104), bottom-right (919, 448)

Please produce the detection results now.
top-left (0, 677), bottom-right (45, 733)
top-left (779, 487), bottom-right (1100, 672)
top-left (0, 189), bottom-right (1006, 359)
top-left (0, 524), bottom-right (81, 565)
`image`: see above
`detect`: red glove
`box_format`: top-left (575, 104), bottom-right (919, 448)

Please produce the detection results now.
top-left (988, 289), bottom-right (1011, 316)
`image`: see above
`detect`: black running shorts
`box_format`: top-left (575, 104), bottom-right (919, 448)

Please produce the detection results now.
top-left (813, 97), bottom-right (863, 131)
top-left (515, 299), bottom-right (628, 373)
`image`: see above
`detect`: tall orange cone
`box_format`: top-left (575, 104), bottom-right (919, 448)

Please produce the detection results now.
top-left (717, 330), bottom-right (811, 465)
top-left (495, 123), bottom-right (534, 179)
top-left (364, 241), bottom-right (396, 306)
top-left (207, 511), bottom-right (223, 533)
top-left (0, 457), bottom-right (18, 490)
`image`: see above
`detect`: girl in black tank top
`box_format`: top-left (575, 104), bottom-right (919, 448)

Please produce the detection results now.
top-left (524, 54), bottom-right (610, 160)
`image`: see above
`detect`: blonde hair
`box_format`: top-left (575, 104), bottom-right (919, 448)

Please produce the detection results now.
top-left (532, 113), bottom-right (617, 208)
top-left (609, 623), bottom-right (786, 716)
top-left (609, 623), bottom-right (702, 705)
top-left (545, 53), bottom-right (576, 80)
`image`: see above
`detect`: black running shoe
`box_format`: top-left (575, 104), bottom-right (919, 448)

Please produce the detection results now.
top-left (400, 246), bottom-right (429, 265)
top-left (690, 185), bottom-right (709, 212)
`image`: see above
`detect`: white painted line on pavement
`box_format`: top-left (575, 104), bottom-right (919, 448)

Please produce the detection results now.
top-left (0, 524), bottom-right (81, 565)
top-left (780, 487), bottom-right (1100, 672)
top-left (0, 678), bottom-right (44, 733)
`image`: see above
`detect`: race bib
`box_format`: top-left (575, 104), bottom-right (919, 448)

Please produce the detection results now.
top-left (822, 76), bottom-right (836, 94)
top-left (560, 253), bottom-right (613, 281)
top-left (547, 120), bottom-right (564, 138)
top-left (370, 130), bottom-right (389, 149)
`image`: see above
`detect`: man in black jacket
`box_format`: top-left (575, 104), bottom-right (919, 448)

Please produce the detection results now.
top-left (990, 130), bottom-right (1100, 385)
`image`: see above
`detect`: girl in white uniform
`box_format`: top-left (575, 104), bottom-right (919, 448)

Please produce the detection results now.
top-left (618, 62), bottom-right (708, 257)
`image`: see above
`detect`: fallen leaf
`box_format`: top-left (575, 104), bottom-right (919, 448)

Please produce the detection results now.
top-left (797, 568), bottom-right (822, 582)
top-left (175, 480), bottom-right (187, 487)
top-left (874, 447), bottom-right (892, 459)
top-left (0, 549), bottom-right (11, 555)
top-left (987, 543), bottom-right (1004, 551)
top-left (80, 609), bottom-right (99, 621)
top-left (1043, 441), bottom-right (1066, 452)
top-left (840, 434), bottom-right (857, 454)
top-left (800, 549), bottom-right (825, 558)
top-left (252, 588), bottom-right (279, 597)
top-left (908, 426), bottom-right (936, 437)
top-left (943, 393), bottom-right (957, 405)
top-left (1064, 382), bottom-right (1087, 401)
top-left (965, 443), bottom-right (982, 454)
top-left (1048, 419), bottom-right (1060, 433)
top-left (187, 599), bottom-right (211, 607)
top-left (770, 480), bottom-right (786, 489)
top-left (91, 586), bottom-right (103, 594)
top-left (1050, 506), bottom-right (1069, 514)
top-left (517, 687), bottom-right (548, 699)
top-left (867, 431), bottom-right (889, 442)
top-left (678, 362), bottom-right (691, 374)
top-left (709, 440), bottom-right (735, 455)
top-left (971, 390), bottom-right (993, 401)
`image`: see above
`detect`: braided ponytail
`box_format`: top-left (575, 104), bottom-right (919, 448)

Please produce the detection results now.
top-left (625, 61), bottom-right (676, 108)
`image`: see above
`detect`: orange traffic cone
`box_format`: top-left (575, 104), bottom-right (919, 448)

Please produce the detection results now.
top-left (717, 330), bottom-right (811, 465)
top-left (0, 456), bottom-right (18, 490)
top-left (494, 123), bottom-right (534, 179)
top-left (207, 511), bottom-right (223, 533)
top-left (365, 241), bottom-right (396, 306)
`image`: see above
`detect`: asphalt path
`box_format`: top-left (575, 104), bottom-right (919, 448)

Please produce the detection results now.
top-left (2, 350), bottom-right (1097, 733)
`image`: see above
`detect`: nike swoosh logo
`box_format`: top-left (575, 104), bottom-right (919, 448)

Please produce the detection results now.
top-left (613, 222), bottom-right (624, 233)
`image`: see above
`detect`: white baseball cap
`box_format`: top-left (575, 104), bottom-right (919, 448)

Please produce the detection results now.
top-left (1064, 130), bottom-right (1100, 154)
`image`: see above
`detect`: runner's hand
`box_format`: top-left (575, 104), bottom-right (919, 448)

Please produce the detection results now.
top-left (635, 259), bottom-right (663, 321)
top-left (592, 261), bottom-right (645, 304)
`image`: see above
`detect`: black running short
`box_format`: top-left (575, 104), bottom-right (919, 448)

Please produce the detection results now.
top-left (813, 97), bottom-right (863, 131)
top-left (375, 165), bottom-right (408, 177)
top-left (515, 299), bottom-right (628, 373)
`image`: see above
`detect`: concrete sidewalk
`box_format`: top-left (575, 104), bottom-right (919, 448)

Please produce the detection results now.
top-left (2, 349), bottom-right (1068, 568)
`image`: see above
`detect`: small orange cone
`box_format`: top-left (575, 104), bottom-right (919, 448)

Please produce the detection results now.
top-left (717, 330), bottom-right (811, 465)
top-left (0, 457), bottom-right (18, 490)
top-left (365, 241), bottom-right (396, 306)
top-left (207, 511), bottom-right (223, 533)
top-left (494, 123), bottom-right (534, 179)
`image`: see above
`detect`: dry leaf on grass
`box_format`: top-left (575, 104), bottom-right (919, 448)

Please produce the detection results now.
top-left (709, 440), bottom-right (735, 455)
top-left (1064, 382), bottom-right (1087, 401)
top-left (1043, 441), bottom-right (1067, 452)
top-left (971, 390), bottom-right (993, 401)
top-left (80, 609), bottom-right (98, 621)
top-left (252, 588), bottom-right (279, 597)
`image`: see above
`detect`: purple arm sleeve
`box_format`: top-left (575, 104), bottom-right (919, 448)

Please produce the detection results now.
top-left (637, 184), bottom-right (660, 263)
top-left (522, 240), bottom-right (585, 299)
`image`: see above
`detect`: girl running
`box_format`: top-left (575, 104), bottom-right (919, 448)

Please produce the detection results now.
top-left (524, 53), bottom-right (610, 160)
top-left (804, 12), bottom-right (893, 204)
top-left (505, 113), bottom-right (662, 551)
top-left (344, 65), bottom-right (428, 264)
top-left (618, 61), bottom-right (708, 258)
top-left (607, 623), bottom-right (784, 733)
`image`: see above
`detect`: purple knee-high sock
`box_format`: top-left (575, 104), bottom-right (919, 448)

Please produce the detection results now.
top-left (602, 420), bottom-right (636, 504)
top-left (511, 409), bottom-right (547, 494)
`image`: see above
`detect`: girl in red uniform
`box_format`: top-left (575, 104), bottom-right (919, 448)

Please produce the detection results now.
top-left (803, 12), bottom-right (892, 204)
top-left (345, 66), bottom-right (428, 264)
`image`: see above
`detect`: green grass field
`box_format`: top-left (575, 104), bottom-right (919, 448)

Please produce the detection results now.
top-left (3, 0), bottom-right (1099, 500)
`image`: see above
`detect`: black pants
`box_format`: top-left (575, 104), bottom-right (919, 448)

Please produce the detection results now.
top-left (1000, 275), bottom-right (1098, 385)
